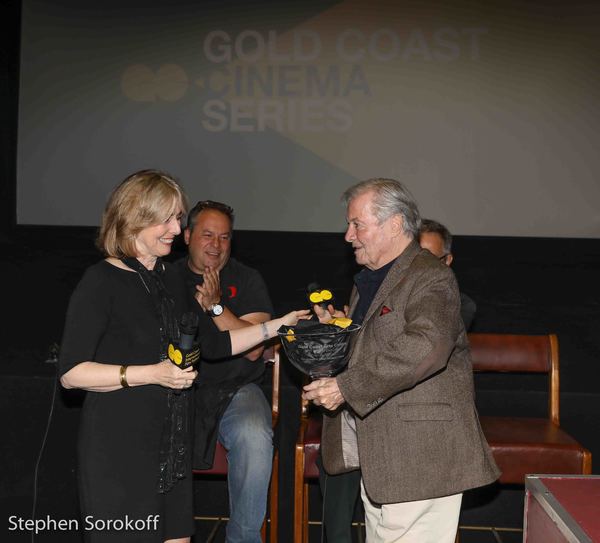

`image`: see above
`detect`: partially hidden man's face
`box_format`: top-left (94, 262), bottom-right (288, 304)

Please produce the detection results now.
top-left (184, 209), bottom-right (232, 274)
top-left (344, 190), bottom-right (402, 271)
top-left (419, 231), bottom-right (453, 266)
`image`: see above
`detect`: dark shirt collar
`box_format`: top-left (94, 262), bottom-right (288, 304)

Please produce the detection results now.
top-left (183, 259), bottom-right (204, 286)
top-left (354, 257), bottom-right (396, 287)
top-left (352, 257), bottom-right (397, 324)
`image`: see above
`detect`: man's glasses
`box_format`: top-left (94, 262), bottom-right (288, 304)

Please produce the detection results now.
top-left (438, 254), bottom-right (449, 261)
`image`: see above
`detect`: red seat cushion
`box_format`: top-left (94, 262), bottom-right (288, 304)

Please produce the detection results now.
top-left (481, 416), bottom-right (588, 484)
top-left (302, 415), bottom-right (588, 484)
top-left (304, 414), bottom-right (322, 479)
top-left (193, 441), bottom-right (229, 475)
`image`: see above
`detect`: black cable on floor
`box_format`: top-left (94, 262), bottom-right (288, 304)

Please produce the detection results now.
top-left (30, 372), bottom-right (59, 543)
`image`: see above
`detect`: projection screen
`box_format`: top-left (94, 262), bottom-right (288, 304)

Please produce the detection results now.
top-left (16, 0), bottom-right (600, 236)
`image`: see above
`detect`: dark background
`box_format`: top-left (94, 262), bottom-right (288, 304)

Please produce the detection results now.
top-left (2, 1), bottom-right (599, 542)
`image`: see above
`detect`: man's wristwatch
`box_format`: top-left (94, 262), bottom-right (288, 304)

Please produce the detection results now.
top-left (207, 301), bottom-right (224, 317)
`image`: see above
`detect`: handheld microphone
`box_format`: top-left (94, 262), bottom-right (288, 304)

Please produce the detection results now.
top-left (307, 282), bottom-right (334, 312)
top-left (168, 312), bottom-right (200, 368)
top-left (179, 311), bottom-right (199, 350)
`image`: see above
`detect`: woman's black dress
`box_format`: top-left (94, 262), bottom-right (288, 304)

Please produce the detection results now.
top-left (59, 260), bottom-right (230, 542)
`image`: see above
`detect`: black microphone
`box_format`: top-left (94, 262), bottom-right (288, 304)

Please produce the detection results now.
top-left (179, 311), bottom-right (199, 350)
top-left (168, 312), bottom-right (200, 368)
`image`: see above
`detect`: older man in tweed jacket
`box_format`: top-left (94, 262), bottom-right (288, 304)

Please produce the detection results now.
top-left (304, 178), bottom-right (499, 543)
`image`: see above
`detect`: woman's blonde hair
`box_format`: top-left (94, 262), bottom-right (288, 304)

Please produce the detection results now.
top-left (97, 169), bottom-right (188, 258)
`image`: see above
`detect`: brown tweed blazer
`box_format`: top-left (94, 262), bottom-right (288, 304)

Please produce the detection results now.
top-left (321, 240), bottom-right (500, 504)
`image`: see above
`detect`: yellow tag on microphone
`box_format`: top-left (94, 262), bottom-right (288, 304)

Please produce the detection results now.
top-left (168, 342), bottom-right (200, 368)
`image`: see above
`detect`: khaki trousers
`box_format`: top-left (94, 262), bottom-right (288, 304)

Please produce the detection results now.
top-left (360, 480), bottom-right (462, 543)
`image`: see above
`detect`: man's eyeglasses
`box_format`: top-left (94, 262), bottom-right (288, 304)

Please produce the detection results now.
top-left (438, 254), bottom-right (449, 261)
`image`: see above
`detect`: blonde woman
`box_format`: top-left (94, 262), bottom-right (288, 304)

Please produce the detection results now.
top-left (59, 170), bottom-right (308, 542)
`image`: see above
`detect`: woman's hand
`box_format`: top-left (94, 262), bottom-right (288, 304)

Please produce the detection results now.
top-left (229, 310), bottom-right (311, 356)
top-left (151, 359), bottom-right (198, 389)
top-left (280, 309), bottom-right (312, 327)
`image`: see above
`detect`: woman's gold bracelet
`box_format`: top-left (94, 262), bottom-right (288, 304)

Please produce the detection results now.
top-left (119, 365), bottom-right (129, 388)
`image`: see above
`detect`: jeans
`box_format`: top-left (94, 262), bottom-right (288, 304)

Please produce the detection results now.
top-left (218, 383), bottom-right (273, 543)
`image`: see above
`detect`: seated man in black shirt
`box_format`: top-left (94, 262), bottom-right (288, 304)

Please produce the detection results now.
top-left (175, 200), bottom-right (274, 543)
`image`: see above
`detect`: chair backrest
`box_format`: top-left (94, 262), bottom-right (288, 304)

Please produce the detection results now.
top-left (468, 333), bottom-right (560, 425)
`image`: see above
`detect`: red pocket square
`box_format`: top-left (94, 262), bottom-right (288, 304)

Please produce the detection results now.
top-left (380, 306), bottom-right (392, 315)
